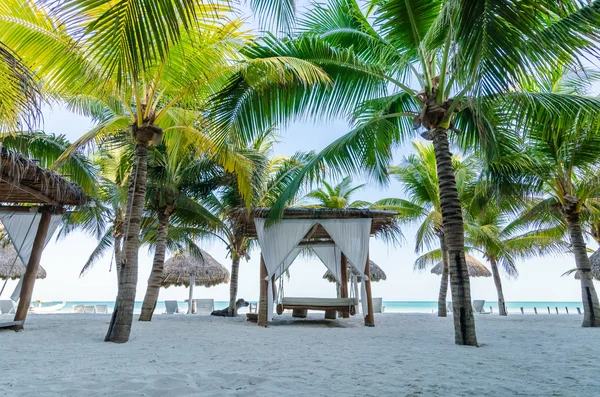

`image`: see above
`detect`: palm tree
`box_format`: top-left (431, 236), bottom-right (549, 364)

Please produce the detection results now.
top-left (211, 0), bottom-right (600, 344)
top-left (379, 141), bottom-right (473, 317)
top-left (488, 69), bottom-right (600, 326)
top-left (303, 176), bottom-right (371, 209)
top-left (138, 142), bottom-right (233, 321)
top-left (0, 0), bottom-right (331, 342)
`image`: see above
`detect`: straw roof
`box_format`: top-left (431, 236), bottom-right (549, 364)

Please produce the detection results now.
top-left (430, 253), bottom-right (491, 277)
top-left (0, 243), bottom-right (46, 280)
top-left (323, 261), bottom-right (387, 283)
top-left (0, 147), bottom-right (87, 206)
top-left (161, 249), bottom-right (230, 288)
top-left (233, 208), bottom-right (398, 242)
top-left (574, 249), bottom-right (600, 280)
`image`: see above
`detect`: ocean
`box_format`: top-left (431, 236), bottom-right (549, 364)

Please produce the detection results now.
top-left (47, 300), bottom-right (584, 314)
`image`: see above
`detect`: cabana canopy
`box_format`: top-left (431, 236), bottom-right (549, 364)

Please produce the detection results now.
top-left (235, 208), bottom-right (398, 327)
top-left (431, 253), bottom-right (491, 278)
top-left (0, 147), bottom-right (87, 330)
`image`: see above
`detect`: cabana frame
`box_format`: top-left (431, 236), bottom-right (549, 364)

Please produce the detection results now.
top-left (0, 148), bottom-right (87, 331)
top-left (234, 208), bottom-right (397, 327)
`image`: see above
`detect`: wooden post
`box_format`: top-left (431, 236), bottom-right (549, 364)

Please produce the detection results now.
top-left (364, 255), bottom-right (375, 327)
top-left (520, 307), bottom-right (524, 314)
top-left (534, 307), bottom-right (538, 314)
top-left (257, 254), bottom-right (268, 327)
top-left (577, 307), bottom-right (582, 315)
top-left (565, 307), bottom-right (569, 314)
top-left (340, 253), bottom-right (349, 319)
top-left (555, 307), bottom-right (559, 314)
top-left (12, 208), bottom-right (53, 331)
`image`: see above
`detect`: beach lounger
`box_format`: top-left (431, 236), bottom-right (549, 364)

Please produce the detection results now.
top-left (0, 300), bottom-right (16, 314)
top-left (83, 305), bottom-right (96, 314)
top-left (72, 305), bottom-right (84, 313)
top-left (447, 302), bottom-right (453, 313)
top-left (372, 298), bottom-right (385, 313)
top-left (194, 299), bottom-right (214, 315)
top-left (473, 300), bottom-right (490, 314)
top-left (95, 304), bottom-right (108, 314)
top-left (276, 297), bottom-right (357, 316)
top-left (165, 300), bottom-right (181, 314)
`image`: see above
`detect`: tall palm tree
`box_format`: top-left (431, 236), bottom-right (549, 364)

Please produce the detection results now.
top-left (0, 0), bottom-right (330, 342)
top-left (488, 69), bottom-right (600, 326)
top-left (303, 176), bottom-right (371, 209)
top-left (212, 0), bottom-right (600, 344)
top-left (138, 141), bottom-right (235, 321)
top-left (379, 141), bottom-right (473, 317)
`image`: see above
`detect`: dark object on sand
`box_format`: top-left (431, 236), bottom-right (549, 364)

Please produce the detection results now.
top-left (211, 298), bottom-right (249, 316)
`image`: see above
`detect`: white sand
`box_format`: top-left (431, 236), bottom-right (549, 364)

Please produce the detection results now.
top-left (1, 313), bottom-right (599, 396)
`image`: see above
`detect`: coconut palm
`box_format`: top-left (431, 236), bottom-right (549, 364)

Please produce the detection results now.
top-left (303, 176), bottom-right (371, 209)
top-left (487, 68), bottom-right (600, 326)
top-left (211, 0), bottom-right (600, 344)
top-left (0, 0), bottom-right (332, 342)
top-left (377, 141), bottom-right (474, 317)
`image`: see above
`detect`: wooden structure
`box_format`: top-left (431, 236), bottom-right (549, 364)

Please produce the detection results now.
top-left (0, 148), bottom-right (87, 330)
top-left (234, 208), bottom-right (398, 327)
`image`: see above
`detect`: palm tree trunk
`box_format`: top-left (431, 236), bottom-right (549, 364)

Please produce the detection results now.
top-left (437, 235), bottom-right (449, 317)
top-left (105, 138), bottom-right (150, 343)
top-left (431, 128), bottom-right (478, 346)
top-left (114, 235), bottom-right (123, 286)
top-left (228, 255), bottom-right (241, 317)
top-left (139, 208), bottom-right (171, 321)
top-left (489, 257), bottom-right (507, 316)
top-left (566, 211), bottom-right (600, 327)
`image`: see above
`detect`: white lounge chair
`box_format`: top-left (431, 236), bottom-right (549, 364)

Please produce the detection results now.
top-left (447, 302), bottom-right (453, 313)
top-left (0, 300), bottom-right (16, 314)
top-left (83, 305), bottom-right (96, 314)
top-left (95, 304), bottom-right (108, 314)
top-left (194, 299), bottom-right (214, 315)
top-left (165, 300), bottom-right (181, 314)
top-left (72, 305), bottom-right (84, 313)
top-left (473, 300), bottom-right (490, 314)
top-left (372, 297), bottom-right (385, 313)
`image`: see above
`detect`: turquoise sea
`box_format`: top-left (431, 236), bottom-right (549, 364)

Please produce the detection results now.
top-left (46, 300), bottom-right (584, 315)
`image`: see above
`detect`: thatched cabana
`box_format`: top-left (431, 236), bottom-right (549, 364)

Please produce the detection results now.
top-left (234, 207), bottom-right (398, 327)
top-left (0, 147), bottom-right (87, 330)
top-left (574, 250), bottom-right (600, 280)
top-left (430, 253), bottom-right (491, 277)
top-left (0, 244), bottom-right (46, 280)
top-left (323, 260), bottom-right (386, 283)
top-left (161, 249), bottom-right (229, 313)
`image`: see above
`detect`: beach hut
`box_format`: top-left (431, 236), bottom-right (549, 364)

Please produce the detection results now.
top-left (161, 249), bottom-right (230, 314)
top-left (0, 243), bottom-right (47, 281)
top-left (0, 148), bottom-right (87, 330)
top-left (574, 249), bottom-right (600, 280)
top-left (323, 260), bottom-right (387, 283)
top-left (430, 253), bottom-right (492, 277)
top-left (234, 207), bottom-right (398, 327)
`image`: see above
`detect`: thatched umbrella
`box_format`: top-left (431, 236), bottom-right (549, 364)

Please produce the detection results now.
top-left (574, 249), bottom-right (600, 280)
top-left (161, 249), bottom-right (229, 314)
top-left (322, 260), bottom-right (387, 283)
top-left (430, 253), bottom-right (491, 277)
top-left (0, 243), bottom-right (46, 280)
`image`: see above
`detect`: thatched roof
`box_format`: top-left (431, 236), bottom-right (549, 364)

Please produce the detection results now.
top-left (0, 243), bottom-right (46, 280)
top-left (0, 147), bottom-right (87, 206)
top-left (323, 260), bottom-right (387, 283)
top-left (431, 253), bottom-right (491, 277)
top-left (161, 249), bottom-right (230, 288)
top-left (574, 250), bottom-right (600, 280)
top-left (233, 208), bottom-right (398, 242)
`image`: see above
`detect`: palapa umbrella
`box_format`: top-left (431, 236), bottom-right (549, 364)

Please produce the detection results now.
top-left (430, 253), bottom-right (491, 277)
top-left (0, 243), bottom-right (46, 297)
top-left (322, 260), bottom-right (387, 283)
top-left (574, 249), bottom-right (600, 280)
top-left (161, 249), bottom-right (230, 314)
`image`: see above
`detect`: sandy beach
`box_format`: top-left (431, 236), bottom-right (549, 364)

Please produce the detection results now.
top-left (1, 313), bottom-right (599, 396)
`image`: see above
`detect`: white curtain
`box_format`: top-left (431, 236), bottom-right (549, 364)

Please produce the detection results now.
top-left (320, 219), bottom-right (371, 316)
top-left (312, 244), bottom-right (342, 284)
top-left (0, 212), bottom-right (63, 301)
top-left (274, 246), bottom-right (302, 281)
top-left (254, 218), bottom-right (315, 321)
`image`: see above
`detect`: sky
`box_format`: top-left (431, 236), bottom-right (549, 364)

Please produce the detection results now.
top-left (1, 2), bottom-right (598, 304)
